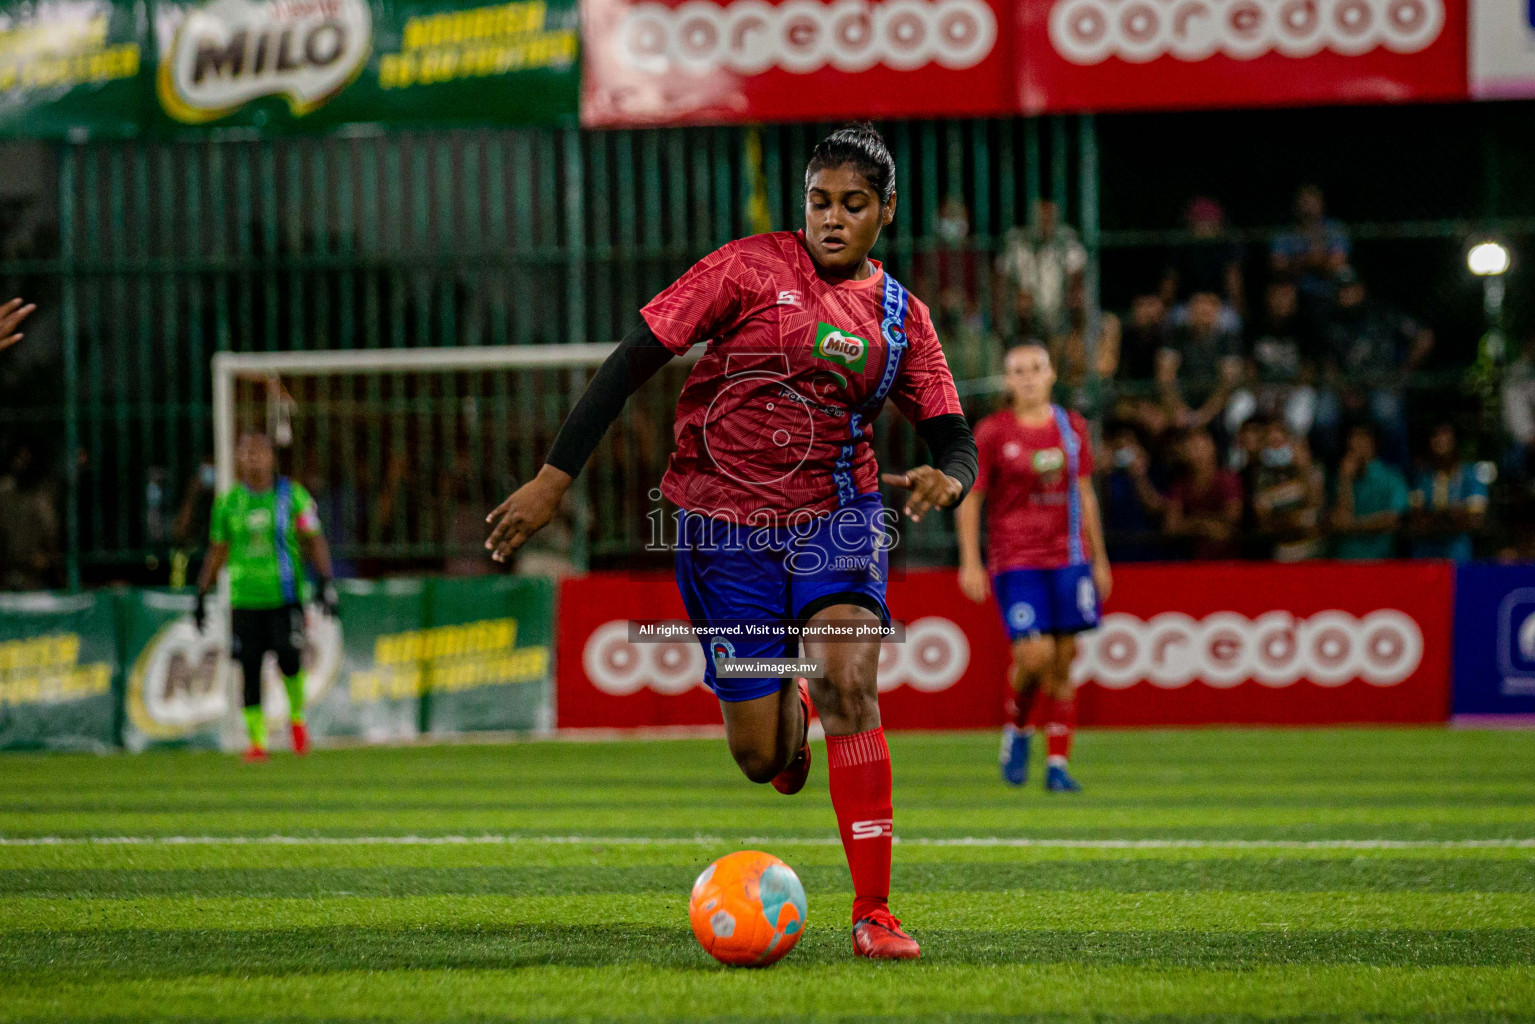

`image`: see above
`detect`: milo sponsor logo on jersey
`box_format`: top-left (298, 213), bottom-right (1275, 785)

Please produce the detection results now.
top-left (1032, 448), bottom-right (1066, 474)
top-left (814, 323), bottom-right (870, 373)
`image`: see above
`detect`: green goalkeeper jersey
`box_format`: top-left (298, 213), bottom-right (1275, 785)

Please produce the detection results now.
top-left (209, 479), bottom-right (321, 610)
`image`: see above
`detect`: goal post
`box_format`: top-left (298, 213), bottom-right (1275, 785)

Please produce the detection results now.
top-left (212, 344), bottom-right (622, 494)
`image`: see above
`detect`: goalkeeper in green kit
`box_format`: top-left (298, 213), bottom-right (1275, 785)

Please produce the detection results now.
top-left (194, 433), bottom-right (338, 761)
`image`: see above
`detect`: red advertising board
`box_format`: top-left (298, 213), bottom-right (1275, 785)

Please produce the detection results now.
top-left (580, 0), bottom-right (1015, 126)
top-left (1073, 562), bottom-right (1454, 726)
top-left (557, 562), bottom-right (1453, 731)
top-left (556, 569), bottom-right (1007, 729)
top-left (1020, 0), bottom-right (1469, 114)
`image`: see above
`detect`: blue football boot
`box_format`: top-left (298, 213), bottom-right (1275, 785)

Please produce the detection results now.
top-left (999, 724), bottom-right (1030, 786)
top-left (1045, 762), bottom-right (1082, 793)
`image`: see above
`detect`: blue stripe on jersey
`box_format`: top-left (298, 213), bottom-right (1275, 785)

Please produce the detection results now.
top-left (833, 272), bottom-right (911, 507)
top-left (1053, 404), bottom-right (1086, 566)
top-left (274, 476), bottom-right (298, 605)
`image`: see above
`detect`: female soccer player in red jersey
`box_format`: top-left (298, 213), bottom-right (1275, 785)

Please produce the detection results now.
top-left (485, 125), bottom-right (977, 960)
top-left (956, 342), bottom-right (1111, 792)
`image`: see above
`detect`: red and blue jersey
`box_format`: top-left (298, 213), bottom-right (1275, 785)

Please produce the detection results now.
top-left (642, 231), bottom-right (961, 521)
top-left (973, 406), bottom-right (1094, 573)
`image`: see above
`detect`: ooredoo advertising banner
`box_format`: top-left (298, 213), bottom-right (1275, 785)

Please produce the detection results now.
top-left (580, 0), bottom-right (1014, 126)
top-left (1468, 0), bottom-right (1535, 98)
top-left (556, 569), bottom-right (1007, 729)
top-left (1023, 0), bottom-right (1469, 113)
top-left (1072, 562), bottom-right (1453, 726)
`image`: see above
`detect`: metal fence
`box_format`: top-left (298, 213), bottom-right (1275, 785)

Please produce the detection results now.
top-left (0, 103), bottom-right (1529, 587)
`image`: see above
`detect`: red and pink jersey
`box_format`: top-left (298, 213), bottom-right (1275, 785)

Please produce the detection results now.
top-left (973, 407), bottom-right (1094, 572)
top-left (642, 231), bottom-right (962, 521)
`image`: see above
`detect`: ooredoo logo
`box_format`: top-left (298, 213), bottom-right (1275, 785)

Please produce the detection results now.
top-left (581, 616), bottom-right (969, 695)
top-left (1071, 609), bottom-right (1423, 689)
top-left (614, 0), bottom-right (998, 76)
top-left (1048, 0), bottom-right (1445, 65)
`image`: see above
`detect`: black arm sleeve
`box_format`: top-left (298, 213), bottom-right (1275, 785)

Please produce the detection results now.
top-left (914, 413), bottom-right (978, 503)
top-left (545, 322), bottom-right (674, 477)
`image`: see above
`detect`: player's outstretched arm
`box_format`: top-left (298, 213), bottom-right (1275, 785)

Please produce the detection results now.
top-left (485, 323), bottom-right (674, 563)
top-left (0, 298), bottom-right (36, 352)
top-left (879, 413), bottom-right (978, 524)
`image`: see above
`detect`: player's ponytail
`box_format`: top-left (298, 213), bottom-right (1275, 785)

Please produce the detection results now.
top-left (805, 123), bottom-right (896, 204)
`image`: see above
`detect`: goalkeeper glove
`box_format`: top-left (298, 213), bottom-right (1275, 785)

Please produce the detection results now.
top-left (318, 578), bottom-right (340, 618)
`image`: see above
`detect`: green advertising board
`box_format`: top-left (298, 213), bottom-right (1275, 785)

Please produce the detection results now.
top-left (119, 587), bottom-right (227, 752)
top-left (422, 574), bottom-right (553, 735)
top-left (0, 0), bottom-right (146, 138)
top-left (0, 591), bottom-right (119, 751)
top-left (151, 0), bottom-right (580, 131)
top-left (311, 577), bottom-right (425, 743)
top-left (120, 589), bottom-right (344, 752)
top-left (0, 0), bottom-right (577, 138)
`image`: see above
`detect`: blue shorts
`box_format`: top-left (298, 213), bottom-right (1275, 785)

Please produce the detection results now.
top-left (992, 564), bottom-right (1100, 640)
top-left (674, 492), bottom-right (892, 702)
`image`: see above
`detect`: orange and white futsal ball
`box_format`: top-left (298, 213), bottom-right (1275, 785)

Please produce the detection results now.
top-left (688, 850), bottom-right (807, 967)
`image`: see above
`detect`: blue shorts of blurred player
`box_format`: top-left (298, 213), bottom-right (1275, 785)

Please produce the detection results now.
top-left (992, 564), bottom-right (1100, 641)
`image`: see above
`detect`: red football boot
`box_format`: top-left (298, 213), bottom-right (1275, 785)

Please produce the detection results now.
top-left (242, 746), bottom-right (268, 763)
top-left (771, 678), bottom-right (813, 796)
top-left (851, 908), bottom-right (921, 960)
top-left (290, 721), bottom-right (309, 756)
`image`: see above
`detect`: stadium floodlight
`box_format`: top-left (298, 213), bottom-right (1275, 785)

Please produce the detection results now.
top-left (1467, 241), bottom-right (1511, 277)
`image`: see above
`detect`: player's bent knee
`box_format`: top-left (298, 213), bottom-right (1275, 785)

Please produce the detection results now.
top-left (810, 666), bottom-right (879, 733)
top-left (730, 744), bottom-right (785, 784)
top-left (1013, 637), bottom-right (1056, 677)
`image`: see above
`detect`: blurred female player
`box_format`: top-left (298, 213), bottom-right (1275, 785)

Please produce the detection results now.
top-left (956, 342), bottom-right (1111, 792)
top-left (485, 124), bottom-right (976, 960)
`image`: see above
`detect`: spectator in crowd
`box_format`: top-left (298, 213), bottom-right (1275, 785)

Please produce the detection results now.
top-left (1228, 416), bottom-right (1270, 558)
top-left (0, 443), bottom-right (61, 590)
top-left (1243, 278), bottom-right (1321, 438)
top-left (1330, 422), bottom-right (1410, 560)
top-left (1503, 331), bottom-right (1535, 490)
top-left (996, 198), bottom-right (1087, 341)
top-left (171, 457), bottom-right (218, 588)
top-left (1271, 184), bottom-right (1350, 310)
top-left (1161, 196), bottom-right (1245, 316)
top-left (1407, 421), bottom-right (1489, 561)
top-left (1317, 267), bottom-right (1434, 468)
top-left (1163, 428), bottom-right (1243, 560)
top-left (1112, 395), bottom-right (1179, 474)
top-left (1051, 291), bottom-right (1121, 396)
top-left (1100, 419), bottom-right (1169, 562)
top-left (1251, 420), bottom-right (1325, 562)
top-left (1100, 293), bottom-right (1167, 383)
top-left (918, 196), bottom-right (988, 379)
top-left (1158, 291), bottom-right (1244, 432)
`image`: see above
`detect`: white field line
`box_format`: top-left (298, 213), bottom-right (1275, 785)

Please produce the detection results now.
top-left (1, 835), bottom-right (1533, 849)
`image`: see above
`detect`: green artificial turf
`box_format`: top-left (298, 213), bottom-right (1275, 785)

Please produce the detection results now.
top-left (1, 728), bottom-right (1533, 1022)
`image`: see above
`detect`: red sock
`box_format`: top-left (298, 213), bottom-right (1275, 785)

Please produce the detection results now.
top-left (825, 727), bottom-right (893, 925)
top-left (1046, 696), bottom-right (1076, 763)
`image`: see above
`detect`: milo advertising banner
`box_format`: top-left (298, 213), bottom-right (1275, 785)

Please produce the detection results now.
top-left (0, 591), bottom-right (119, 751)
top-left (0, 0), bottom-right (145, 137)
top-left (421, 575), bottom-right (554, 735)
top-left (309, 577), bottom-right (425, 743)
top-left (120, 588), bottom-right (341, 751)
top-left (152, 0), bottom-right (579, 131)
